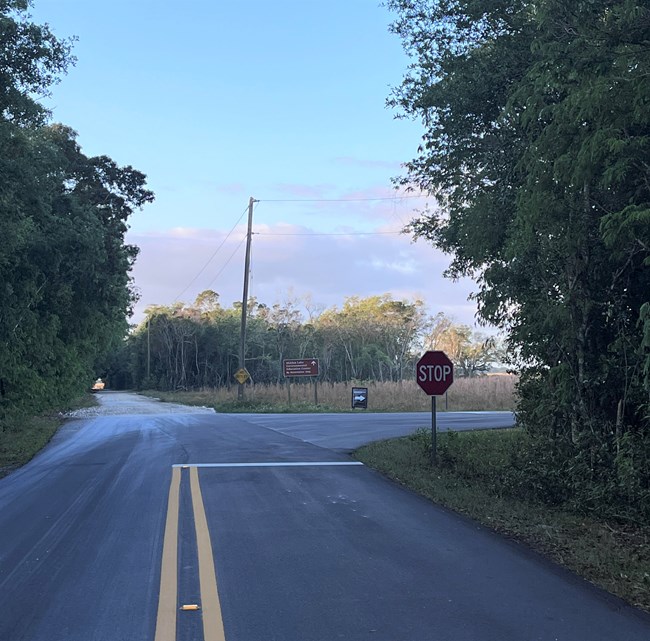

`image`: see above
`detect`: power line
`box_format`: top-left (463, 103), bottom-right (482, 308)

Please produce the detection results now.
top-left (206, 234), bottom-right (248, 289)
top-left (253, 230), bottom-right (403, 237)
top-left (173, 205), bottom-right (249, 302)
top-left (258, 194), bottom-right (426, 203)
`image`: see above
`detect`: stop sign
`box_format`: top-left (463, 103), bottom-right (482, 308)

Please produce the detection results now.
top-left (416, 351), bottom-right (454, 395)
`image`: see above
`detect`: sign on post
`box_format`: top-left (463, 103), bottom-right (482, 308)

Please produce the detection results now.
top-left (351, 387), bottom-right (368, 410)
top-left (234, 368), bottom-right (250, 385)
top-left (283, 358), bottom-right (320, 405)
top-left (416, 351), bottom-right (454, 396)
top-left (283, 358), bottom-right (319, 377)
top-left (416, 351), bottom-right (454, 464)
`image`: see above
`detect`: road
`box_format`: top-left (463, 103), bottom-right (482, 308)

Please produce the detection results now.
top-left (233, 410), bottom-right (515, 451)
top-left (0, 392), bottom-right (648, 641)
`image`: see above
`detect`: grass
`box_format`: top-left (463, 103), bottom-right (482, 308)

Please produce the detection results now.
top-left (141, 375), bottom-right (517, 413)
top-left (0, 393), bottom-right (98, 479)
top-left (354, 429), bottom-right (650, 612)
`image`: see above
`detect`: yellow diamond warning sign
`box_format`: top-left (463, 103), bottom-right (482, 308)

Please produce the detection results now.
top-left (234, 368), bottom-right (250, 384)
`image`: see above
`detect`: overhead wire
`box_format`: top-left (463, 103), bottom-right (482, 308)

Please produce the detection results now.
top-left (206, 234), bottom-right (248, 289)
top-left (257, 194), bottom-right (426, 203)
top-left (253, 230), bottom-right (403, 236)
top-left (172, 204), bottom-right (249, 302)
top-left (170, 194), bottom-right (418, 304)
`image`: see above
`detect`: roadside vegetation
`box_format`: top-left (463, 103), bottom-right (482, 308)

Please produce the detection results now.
top-left (356, 429), bottom-right (650, 612)
top-left (1, 0), bottom-right (648, 611)
top-left (0, 394), bottom-right (98, 478)
top-left (107, 295), bottom-right (501, 391)
top-left (0, 2), bottom-right (154, 437)
top-left (366, 0), bottom-right (650, 606)
top-left (143, 376), bottom-right (516, 413)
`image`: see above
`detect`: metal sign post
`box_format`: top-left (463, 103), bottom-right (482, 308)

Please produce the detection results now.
top-left (416, 351), bottom-right (454, 466)
top-left (431, 396), bottom-right (437, 465)
top-left (282, 358), bottom-right (320, 406)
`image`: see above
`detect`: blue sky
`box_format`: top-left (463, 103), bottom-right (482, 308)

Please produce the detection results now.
top-left (30, 0), bottom-right (480, 327)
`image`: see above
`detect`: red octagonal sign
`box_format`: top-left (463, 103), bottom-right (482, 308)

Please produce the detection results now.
top-left (416, 351), bottom-right (454, 396)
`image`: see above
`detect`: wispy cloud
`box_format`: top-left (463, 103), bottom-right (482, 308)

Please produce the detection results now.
top-left (213, 182), bottom-right (247, 196)
top-left (127, 221), bottom-right (480, 327)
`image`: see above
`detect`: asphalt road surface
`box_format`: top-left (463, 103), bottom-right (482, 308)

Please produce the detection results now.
top-left (233, 410), bottom-right (515, 451)
top-left (0, 392), bottom-right (648, 641)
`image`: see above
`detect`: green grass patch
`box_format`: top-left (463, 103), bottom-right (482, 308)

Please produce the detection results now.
top-left (0, 393), bottom-right (98, 478)
top-left (354, 429), bottom-right (650, 612)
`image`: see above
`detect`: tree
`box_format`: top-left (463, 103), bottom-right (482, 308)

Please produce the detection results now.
top-left (425, 314), bottom-right (502, 377)
top-left (0, 2), bottom-right (153, 423)
top-left (0, 0), bottom-right (75, 126)
top-left (315, 295), bottom-right (425, 382)
top-left (388, 0), bottom-right (650, 518)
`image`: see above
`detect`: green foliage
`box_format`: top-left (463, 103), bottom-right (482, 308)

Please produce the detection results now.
top-left (411, 424), bottom-right (650, 523)
top-left (410, 427), bottom-right (531, 496)
top-left (409, 427), bottom-right (432, 455)
top-left (119, 292), bottom-right (428, 390)
top-left (116, 293), bottom-right (500, 391)
top-left (425, 312), bottom-right (503, 376)
top-left (388, 0), bottom-right (650, 521)
top-left (0, 0), bottom-right (75, 125)
top-left (0, 2), bottom-right (153, 427)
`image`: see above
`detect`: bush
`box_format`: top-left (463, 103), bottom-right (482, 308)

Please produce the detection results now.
top-left (411, 425), bottom-right (650, 525)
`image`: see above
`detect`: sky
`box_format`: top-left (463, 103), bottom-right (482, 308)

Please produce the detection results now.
top-left (29, 0), bottom-right (482, 328)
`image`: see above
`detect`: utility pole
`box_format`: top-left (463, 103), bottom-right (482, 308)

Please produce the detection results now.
top-left (146, 316), bottom-right (151, 382)
top-left (238, 196), bottom-right (255, 400)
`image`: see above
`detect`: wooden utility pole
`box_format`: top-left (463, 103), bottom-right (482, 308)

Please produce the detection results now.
top-left (146, 316), bottom-right (151, 382)
top-left (238, 197), bottom-right (255, 400)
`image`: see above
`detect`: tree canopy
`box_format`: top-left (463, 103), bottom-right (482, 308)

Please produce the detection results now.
top-left (0, 1), bottom-right (153, 424)
top-left (388, 0), bottom-right (650, 519)
top-left (107, 292), bottom-right (499, 391)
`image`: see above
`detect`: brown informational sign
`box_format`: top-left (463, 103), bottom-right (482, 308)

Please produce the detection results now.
top-left (283, 358), bottom-right (319, 377)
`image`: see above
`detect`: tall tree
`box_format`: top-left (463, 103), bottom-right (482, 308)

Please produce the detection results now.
top-left (0, 1), bottom-right (153, 422)
top-left (388, 0), bottom-right (650, 516)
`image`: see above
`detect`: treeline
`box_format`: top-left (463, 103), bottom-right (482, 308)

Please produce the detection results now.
top-left (0, 1), bottom-right (153, 426)
top-left (388, 0), bottom-right (650, 521)
top-left (106, 292), bottom-right (501, 390)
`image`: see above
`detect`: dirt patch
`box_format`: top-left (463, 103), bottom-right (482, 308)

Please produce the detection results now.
top-left (64, 391), bottom-right (216, 418)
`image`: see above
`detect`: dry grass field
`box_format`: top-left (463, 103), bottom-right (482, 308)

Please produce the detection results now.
top-left (149, 375), bottom-right (517, 412)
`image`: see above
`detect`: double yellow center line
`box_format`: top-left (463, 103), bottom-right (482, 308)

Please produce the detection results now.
top-left (154, 466), bottom-right (226, 641)
top-left (154, 460), bottom-right (363, 640)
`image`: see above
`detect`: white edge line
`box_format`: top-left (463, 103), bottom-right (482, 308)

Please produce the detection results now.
top-left (172, 461), bottom-right (364, 468)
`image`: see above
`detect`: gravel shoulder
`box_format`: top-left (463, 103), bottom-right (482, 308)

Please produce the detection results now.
top-left (64, 391), bottom-right (216, 419)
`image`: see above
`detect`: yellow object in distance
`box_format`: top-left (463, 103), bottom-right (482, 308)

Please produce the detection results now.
top-left (233, 368), bottom-right (250, 384)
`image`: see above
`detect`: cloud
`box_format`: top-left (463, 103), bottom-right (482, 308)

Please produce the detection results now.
top-left (252, 184), bottom-right (433, 234)
top-left (365, 254), bottom-right (417, 275)
top-left (127, 222), bottom-right (482, 327)
top-left (213, 182), bottom-right (247, 196)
